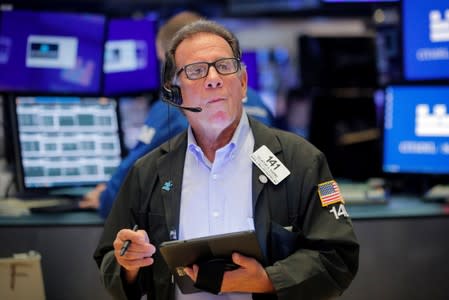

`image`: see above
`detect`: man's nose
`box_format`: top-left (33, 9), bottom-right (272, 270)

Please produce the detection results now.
top-left (205, 66), bottom-right (223, 88)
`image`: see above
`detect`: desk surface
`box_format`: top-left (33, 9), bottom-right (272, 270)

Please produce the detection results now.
top-left (0, 196), bottom-right (448, 226)
top-left (347, 196), bottom-right (449, 220)
top-left (0, 211), bottom-right (104, 226)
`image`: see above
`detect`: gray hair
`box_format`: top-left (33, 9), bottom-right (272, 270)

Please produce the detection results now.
top-left (163, 20), bottom-right (242, 85)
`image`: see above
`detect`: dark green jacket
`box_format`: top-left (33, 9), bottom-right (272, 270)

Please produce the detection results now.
top-left (94, 117), bottom-right (359, 300)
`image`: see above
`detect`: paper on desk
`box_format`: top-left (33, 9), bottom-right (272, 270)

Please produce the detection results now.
top-left (0, 199), bottom-right (30, 217)
top-left (0, 251), bottom-right (46, 300)
top-left (0, 198), bottom-right (73, 216)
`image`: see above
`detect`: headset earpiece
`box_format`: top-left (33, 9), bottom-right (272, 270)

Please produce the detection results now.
top-left (162, 84), bottom-right (182, 105)
top-left (161, 57), bottom-right (183, 105)
top-left (170, 85), bottom-right (182, 105)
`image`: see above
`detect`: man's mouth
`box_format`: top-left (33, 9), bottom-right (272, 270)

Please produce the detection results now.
top-left (207, 97), bottom-right (225, 105)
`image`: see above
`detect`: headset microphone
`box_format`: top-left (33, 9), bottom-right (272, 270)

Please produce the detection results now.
top-left (162, 96), bottom-right (202, 113)
top-left (161, 85), bottom-right (202, 113)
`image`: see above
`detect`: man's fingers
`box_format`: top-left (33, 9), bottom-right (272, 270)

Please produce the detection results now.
top-left (183, 264), bottom-right (199, 282)
top-left (117, 254), bottom-right (154, 269)
top-left (232, 252), bottom-right (254, 268)
top-left (117, 229), bottom-right (146, 245)
top-left (184, 267), bottom-right (194, 279)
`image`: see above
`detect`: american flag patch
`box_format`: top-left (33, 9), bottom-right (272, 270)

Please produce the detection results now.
top-left (317, 180), bottom-right (344, 207)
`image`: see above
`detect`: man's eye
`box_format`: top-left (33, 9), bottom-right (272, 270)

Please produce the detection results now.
top-left (189, 66), bottom-right (205, 76)
top-left (216, 62), bottom-right (231, 72)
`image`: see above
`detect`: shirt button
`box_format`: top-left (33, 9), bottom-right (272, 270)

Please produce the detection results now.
top-left (212, 211), bottom-right (220, 217)
top-left (259, 174), bottom-right (268, 184)
top-left (212, 174), bottom-right (218, 180)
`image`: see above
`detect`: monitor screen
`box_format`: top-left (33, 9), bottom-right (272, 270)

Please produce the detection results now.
top-left (103, 18), bottom-right (159, 96)
top-left (10, 96), bottom-right (123, 192)
top-left (0, 10), bottom-right (106, 94)
top-left (383, 85), bottom-right (449, 174)
top-left (403, 0), bottom-right (449, 81)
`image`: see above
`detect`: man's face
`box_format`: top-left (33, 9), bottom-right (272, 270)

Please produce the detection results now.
top-left (174, 32), bottom-right (247, 133)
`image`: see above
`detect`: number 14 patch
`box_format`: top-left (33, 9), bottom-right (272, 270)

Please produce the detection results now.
top-left (329, 204), bottom-right (349, 219)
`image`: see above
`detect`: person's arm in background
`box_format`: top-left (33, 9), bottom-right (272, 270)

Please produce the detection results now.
top-left (80, 100), bottom-right (188, 219)
top-left (79, 183), bottom-right (107, 209)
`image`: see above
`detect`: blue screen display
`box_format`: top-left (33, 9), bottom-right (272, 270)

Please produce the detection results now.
top-left (103, 18), bottom-right (159, 96)
top-left (0, 10), bottom-right (106, 94)
top-left (403, 0), bottom-right (449, 80)
top-left (383, 86), bottom-right (449, 174)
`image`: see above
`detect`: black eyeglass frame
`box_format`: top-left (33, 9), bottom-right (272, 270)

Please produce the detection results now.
top-left (175, 57), bottom-right (241, 80)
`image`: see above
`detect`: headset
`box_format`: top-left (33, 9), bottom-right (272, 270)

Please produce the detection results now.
top-left (161, 55), bottom-right (183, 105)
top-left (161, 57), bottom-right (202, 112)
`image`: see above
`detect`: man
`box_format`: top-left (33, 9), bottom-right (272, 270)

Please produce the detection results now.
top-left (80, 12), bottom-right (273, 218)
top-left (94, 20), bottom-right (359, 299)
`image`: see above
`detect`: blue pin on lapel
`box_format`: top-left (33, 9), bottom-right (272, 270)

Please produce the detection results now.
top-left (162, 181), bottom-right (173, 191)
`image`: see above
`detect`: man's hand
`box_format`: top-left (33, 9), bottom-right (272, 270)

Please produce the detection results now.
top-left (184, 252), bottom-right (275, 294)
top-left (113, 228), bottom-right (156, 283)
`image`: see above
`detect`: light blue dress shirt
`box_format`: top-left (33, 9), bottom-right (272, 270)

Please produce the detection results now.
top-left (176, 111), bottom-right (255, 300)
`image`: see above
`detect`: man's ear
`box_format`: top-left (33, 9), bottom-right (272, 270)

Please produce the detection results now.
top-left (240, 68), bottom-right (248, 96)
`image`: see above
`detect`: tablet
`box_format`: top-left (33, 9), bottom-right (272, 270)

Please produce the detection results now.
top-left (159, 230), bottom-right (263, 294)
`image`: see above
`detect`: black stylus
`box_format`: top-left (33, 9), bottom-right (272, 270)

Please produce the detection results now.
top-left (120, 224), bottom-right (138, 256)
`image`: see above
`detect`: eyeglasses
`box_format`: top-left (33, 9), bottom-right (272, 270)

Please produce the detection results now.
top-left (176, 57), bottom-right (241, 80)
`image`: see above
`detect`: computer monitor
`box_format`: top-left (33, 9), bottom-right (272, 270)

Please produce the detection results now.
top-left (9, 96), bottom-right (123, 194)
top-left (0, 10), bottom-right (106, 95)
top-left (308, 91), bottom-right (383, 180)
top-left (299, 35), bottom-right (378, 88)
top-left (383, 85), bottom-right (449, 175)
top-left (103, 18), bottom-right (159, 96)
top-left (402, 0), bottom-right (449, 81)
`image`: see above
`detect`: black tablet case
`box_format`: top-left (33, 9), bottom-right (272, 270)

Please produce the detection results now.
top-left (159, 230), bottom-right (263, 294)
